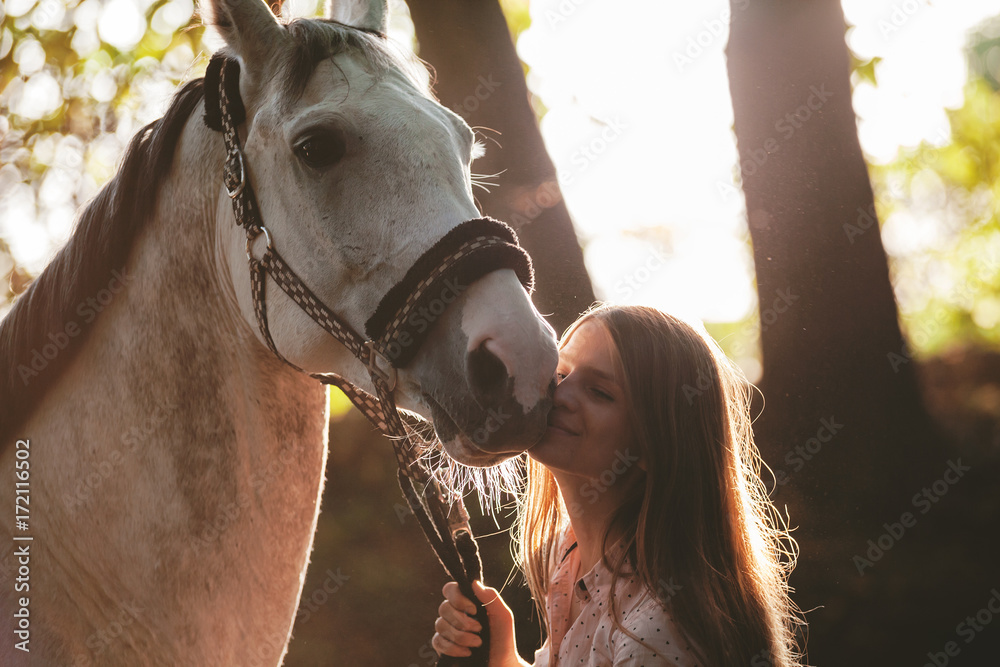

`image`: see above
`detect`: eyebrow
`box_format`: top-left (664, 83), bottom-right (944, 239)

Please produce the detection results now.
top-left (564, 363), bottom-right (619, 386)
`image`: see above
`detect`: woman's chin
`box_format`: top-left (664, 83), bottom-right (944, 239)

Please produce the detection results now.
top-left (526, 435), bottom-right (569, 466)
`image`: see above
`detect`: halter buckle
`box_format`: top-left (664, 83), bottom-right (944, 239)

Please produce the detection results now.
top-left (225, 150), bottom-right (246, 199)
top-left (365, 340), bottom-right (397, 391)
top-left (245, 225), bottom-right (273, 261)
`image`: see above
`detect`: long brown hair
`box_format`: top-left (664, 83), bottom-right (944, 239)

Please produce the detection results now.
top-left (517, 304), bottom-right (805, 666)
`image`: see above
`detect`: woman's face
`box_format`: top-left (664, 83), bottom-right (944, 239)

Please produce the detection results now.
top-left (528, 319), bottom-right (642, 484)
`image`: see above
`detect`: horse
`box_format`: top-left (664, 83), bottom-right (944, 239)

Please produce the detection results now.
top-left (0, 0), bottom-right (559, 663)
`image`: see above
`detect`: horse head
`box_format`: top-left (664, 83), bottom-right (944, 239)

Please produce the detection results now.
top-left (206, 0), bottom-right (559, 467)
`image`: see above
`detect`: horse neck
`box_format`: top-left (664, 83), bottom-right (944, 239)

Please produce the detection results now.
top-left (54, 103), bottom-right (330, 498)
top-left (15, 106), bottom-right (329, 660)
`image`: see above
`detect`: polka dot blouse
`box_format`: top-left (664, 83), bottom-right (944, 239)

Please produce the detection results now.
top-left (531, 526), bottom-right (702, 667)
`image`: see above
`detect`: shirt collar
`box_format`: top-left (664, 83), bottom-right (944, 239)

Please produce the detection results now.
top-left (562, 525), bottom-right (633, 607)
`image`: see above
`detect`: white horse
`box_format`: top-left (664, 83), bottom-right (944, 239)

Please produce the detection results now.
top-left (0, 0), bottom-right (558, 664)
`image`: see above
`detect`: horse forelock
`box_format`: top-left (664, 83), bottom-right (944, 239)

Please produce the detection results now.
top-left (0, 79), bottom-right (206, 447)
top-left (278, 18), bottom-right (430, 105)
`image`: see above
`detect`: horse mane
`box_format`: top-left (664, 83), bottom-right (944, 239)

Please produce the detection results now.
top-left (0, 79), bottom-right (206, 445)
top-left (0, 20), bottom-right (427, 447)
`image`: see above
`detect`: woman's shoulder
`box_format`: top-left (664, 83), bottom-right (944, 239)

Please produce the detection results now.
top-left (610, 591), bottom-right (705, 666)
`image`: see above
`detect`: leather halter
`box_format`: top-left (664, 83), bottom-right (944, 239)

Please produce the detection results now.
top-left (203, 53), bottom-right (533, 666)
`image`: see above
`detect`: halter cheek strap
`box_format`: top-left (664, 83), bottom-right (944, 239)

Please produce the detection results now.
top-left (204, 52), bottom-right (538, 667)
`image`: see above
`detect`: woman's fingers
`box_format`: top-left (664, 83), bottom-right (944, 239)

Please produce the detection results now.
top-left (433, 582), bottom-right (485, 658)
top-left (434, 616), bottom-right (483, 647)
top-left (433, 581), bottom-right (522, 665)
top-left (432, 631), bottom-right (472, 658)
top-left (438, 598), bottom-right (483, 633)
top-left (442, 581), bottom-right (478, 616)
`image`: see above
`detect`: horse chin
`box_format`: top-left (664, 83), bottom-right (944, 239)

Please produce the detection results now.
top-left (423, 392), bottom-right (550, 468)
top-left (439, 436), bottom-right (517, 468)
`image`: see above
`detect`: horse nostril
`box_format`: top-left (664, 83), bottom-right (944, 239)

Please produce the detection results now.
top-left (467, 341), bottom-right (510, 404)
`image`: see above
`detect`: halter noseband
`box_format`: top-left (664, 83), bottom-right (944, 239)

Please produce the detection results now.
top-left (204, 53), bottom-right (529, 667)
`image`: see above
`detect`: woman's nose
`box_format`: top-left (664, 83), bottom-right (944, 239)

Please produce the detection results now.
top-left (552, 373), bottom-right (579, 411)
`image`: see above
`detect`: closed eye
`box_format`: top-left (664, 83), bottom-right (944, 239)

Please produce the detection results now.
top-left (591, 387), bottom-right (614, 401)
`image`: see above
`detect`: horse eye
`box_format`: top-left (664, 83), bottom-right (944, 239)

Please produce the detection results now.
top-left (294, 130), bottom-right (347, 170)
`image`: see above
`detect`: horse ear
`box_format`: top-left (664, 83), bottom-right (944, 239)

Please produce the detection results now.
top-left (203, 0), bottom-right (288, 84)
top-left (325, 0), bottom-right (388, 34)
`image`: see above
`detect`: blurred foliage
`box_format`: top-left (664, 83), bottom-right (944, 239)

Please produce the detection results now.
top-left (0, 0), bottom-right (205, 314)
top-left (498, 0), bottom-right (531, 40)
top-left (868, 17), bottom-right (1000, 358)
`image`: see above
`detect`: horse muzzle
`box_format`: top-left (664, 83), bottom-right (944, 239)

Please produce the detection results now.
top-left (404, 268), bottom-right (558, 467)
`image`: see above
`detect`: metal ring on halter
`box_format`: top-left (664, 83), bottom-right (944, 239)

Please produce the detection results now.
top-left (226, 150), bottom-right (246, 199)
top-left (245, 225), bottom-right (273, 261)
top-left (365, 340), bottom-right (397, 391)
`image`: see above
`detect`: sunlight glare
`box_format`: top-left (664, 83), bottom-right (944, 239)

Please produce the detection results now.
top-left (98, 0), bottom-right (148, 51)
top-left (522, 0), bottom-right (751, 324)
top-left (13, 72), bottom-right (62, 119)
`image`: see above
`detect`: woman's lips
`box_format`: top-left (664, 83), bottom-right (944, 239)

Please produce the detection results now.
top-left (547, 420), bottom-right (579, 436)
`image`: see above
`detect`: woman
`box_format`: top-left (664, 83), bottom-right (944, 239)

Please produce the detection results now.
top-left (431, 305), bottom-right (805, 666)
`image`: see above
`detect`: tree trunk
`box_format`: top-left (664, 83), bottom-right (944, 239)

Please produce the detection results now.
top-left (406, 0), bottom-right (595, 335)
top-left (726, 1), bottom-right (961, 662)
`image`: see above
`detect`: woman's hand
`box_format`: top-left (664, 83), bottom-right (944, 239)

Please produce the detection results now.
top-left (431, 581), bottom-right (528, 667)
